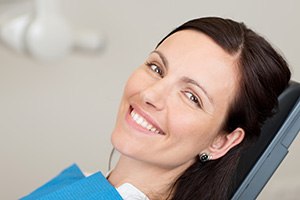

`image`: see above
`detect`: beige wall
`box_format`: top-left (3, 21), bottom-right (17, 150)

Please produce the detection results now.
top-left (0, 0), bottom-right (299, 199)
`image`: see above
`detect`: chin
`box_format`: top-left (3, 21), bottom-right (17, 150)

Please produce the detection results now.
top-left (111, 127), bottom-right (135, 156)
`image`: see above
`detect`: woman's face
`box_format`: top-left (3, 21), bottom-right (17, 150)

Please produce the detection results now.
top-left (111, 30), bottom-right (240, 169)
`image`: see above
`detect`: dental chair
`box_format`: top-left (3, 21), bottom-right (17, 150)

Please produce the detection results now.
top-left (231, 81), bottom-right (300, 200)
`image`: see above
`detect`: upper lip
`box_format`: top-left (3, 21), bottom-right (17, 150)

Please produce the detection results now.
top-left (130, 104), bottom-right (165, 134)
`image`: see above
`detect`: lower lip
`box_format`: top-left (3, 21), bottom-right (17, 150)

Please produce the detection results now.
top-left (125, 107), bottom-right (161, 136)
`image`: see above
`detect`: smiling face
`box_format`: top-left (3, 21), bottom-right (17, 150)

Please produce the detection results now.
top-left (111, 30), bottom-right (241, 170)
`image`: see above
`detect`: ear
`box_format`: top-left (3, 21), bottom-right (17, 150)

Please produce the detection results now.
top-left (208, 128), bottom-right (245, 160)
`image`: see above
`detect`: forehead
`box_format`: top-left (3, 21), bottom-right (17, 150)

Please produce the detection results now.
top-left (156, 29), bottom-right (240, 111)
top-left (157, 29), bottom-right (238, 67)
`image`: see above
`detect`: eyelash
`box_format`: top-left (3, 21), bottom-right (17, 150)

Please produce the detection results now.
top-left (184, 91), bottom-right (202, 108)
top-left (145, 61), bottom-right (202, 108)
top-left (145, 62), bottom-right (164, 77)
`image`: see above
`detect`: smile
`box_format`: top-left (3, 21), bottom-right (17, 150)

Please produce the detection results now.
top-left (130, 108), bottom-right (165, 135)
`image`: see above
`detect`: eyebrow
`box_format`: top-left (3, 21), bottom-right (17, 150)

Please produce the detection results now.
top-left (151, 50), bottom-right (169, 69)
top-left (181, 76), bottom-right (214, 105)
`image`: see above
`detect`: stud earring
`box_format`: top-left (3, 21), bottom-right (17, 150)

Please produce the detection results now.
top-left (199, 153), bottom-right (212, 163)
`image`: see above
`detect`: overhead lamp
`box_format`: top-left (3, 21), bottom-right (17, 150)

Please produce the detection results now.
top-left (0, 0), bottom-right (105, 61)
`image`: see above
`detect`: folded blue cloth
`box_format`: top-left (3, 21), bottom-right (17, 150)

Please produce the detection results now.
top-left (20, 164), bottom-right (122, 200)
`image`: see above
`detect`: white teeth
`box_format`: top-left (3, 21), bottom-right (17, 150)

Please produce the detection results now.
top-left (131, 111), bottom-right (135, 117)
top-left (146, 124), bottom-right (153, 130)
top-left (136, 117), bottom-right (143, 124)
top-left (150, 127), bottom-right (156, 132)
top-left (130, 109), bottom-right (162, 134)
top-left (133, 113), bottom-right (138, 121)
top-left (141, 121), bottom-right (148, 128)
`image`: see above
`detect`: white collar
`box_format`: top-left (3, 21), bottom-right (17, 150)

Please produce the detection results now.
top-left (117, 183), bottom-right (150, 200)
top-left (106, 170), bottom-right (150, 200)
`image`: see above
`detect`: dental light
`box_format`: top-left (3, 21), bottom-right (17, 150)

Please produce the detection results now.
top-left (0, 0), bottom-right (105, 61)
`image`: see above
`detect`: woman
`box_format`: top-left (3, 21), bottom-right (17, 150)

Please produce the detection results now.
top-left (108, 17), bottom-right (290, 200)
top-left (21, 17), bottom-right (291, 200)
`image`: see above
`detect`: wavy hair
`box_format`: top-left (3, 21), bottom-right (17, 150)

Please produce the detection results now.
top-left (156, 17), bottom-right (291, 200)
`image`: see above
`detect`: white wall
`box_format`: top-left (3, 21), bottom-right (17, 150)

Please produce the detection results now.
top-left (0, 0), bottom-right (299, 199)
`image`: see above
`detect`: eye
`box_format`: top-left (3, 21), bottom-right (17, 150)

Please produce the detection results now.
top-left (146, 62), bottom-right (164, 77)
top-left (184, 91), bottom-right (202, 108)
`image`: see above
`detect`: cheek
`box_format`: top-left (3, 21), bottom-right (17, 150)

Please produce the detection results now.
top-left (167, 110), bottom-right (219, 152)
top-left (123, 68), bottom-right (148, 97)
top-left (115, 71), bottom-right (141, 117)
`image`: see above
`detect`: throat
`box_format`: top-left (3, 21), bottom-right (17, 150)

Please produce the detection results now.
top-left (107, 155), bottom-right (183, 199)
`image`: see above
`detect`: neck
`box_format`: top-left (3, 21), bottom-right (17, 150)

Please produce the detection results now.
top-left (108, 155), bottom-right (192, 199)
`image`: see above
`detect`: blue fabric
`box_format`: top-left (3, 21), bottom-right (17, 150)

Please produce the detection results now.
top-left (20, 164), bottom-right (123, 200)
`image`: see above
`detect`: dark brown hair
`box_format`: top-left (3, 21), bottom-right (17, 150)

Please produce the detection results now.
top-left (156, 17), bottom-right (291, 200)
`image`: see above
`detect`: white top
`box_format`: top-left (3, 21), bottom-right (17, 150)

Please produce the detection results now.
top-left (117, 183), bottom-right (150, 200)
top-left (103, 170), bottom-right (150, 200)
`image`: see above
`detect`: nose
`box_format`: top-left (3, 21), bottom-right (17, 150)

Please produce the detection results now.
top-left (140, 80), bottom-right (168, 111)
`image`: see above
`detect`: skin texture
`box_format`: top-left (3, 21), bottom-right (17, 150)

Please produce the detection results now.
top-left (109, 30), bottom-right (245, 198)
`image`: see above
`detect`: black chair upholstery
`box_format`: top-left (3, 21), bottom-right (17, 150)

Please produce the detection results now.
top-left (231, 81), bottom-right (300, 199)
